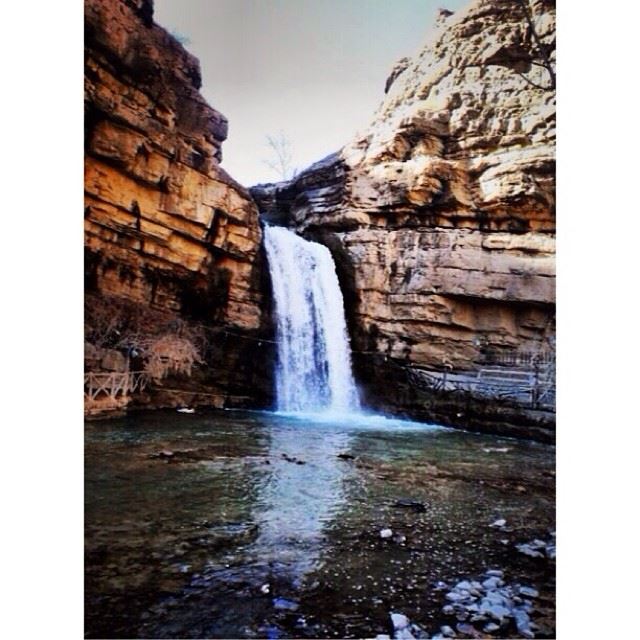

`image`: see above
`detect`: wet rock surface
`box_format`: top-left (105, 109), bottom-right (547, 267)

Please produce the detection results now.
top-left (85, 409), bottom-right (555, 638)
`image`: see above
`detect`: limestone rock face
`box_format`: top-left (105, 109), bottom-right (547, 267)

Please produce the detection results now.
top-left (85, 0), bottom-right (263, 331)
top-left (252, 0), bottom-right (556, 427)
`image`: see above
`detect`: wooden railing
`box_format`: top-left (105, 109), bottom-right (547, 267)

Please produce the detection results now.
top-left (84, 371), bottom-right (149, 401)
top-left (405, 361), bottom-right (555, 411)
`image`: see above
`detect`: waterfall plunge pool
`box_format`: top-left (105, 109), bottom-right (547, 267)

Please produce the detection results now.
top-left (85, 408), bottom-right (555, 638)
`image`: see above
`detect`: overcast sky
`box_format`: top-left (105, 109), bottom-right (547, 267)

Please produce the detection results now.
top-left (154, 0), bottom-right (468, 186)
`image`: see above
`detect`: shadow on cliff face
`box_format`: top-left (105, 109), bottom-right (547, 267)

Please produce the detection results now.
top-left (303, 228), bottom-right (361, 346)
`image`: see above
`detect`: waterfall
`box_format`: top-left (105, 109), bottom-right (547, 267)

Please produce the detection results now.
top-left (264, 225), bottom-right (360, 413)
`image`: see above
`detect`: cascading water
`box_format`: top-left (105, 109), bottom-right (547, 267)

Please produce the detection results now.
top-left (264, 224), bottom-right (360, 413)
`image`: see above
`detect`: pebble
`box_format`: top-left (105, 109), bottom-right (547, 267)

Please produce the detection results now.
top-left (518, 586), bottom-right (539, 598)
top-left (515, 543), bottom-right (544, 558)
top-left (455, 622), bottom-right (481, 638)
top-left (391, 613), bottom-right (410, 630)
top-left (513, 609), bottom-right (534, 638)
top-left (489, 518), bottom-right (506, 528)
top-left (260, 583), bottom-right (270, 594)
top-left (440, 626), bottom-right (456, 638)
top-left (390, 612), bottom-right (415, 640)
top-left (485, 604), bottom-right (511, 622)
top-left (482, 577), bottom-right (501, 590)
top-left (272, 597), bottom-right (299, 611)
top-left (436, 569), bottom-right (544, 638)
top-left (380, 528), bottom-right (394, 539)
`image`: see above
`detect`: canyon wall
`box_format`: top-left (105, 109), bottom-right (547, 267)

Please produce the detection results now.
top-left (253, 0), bottom-right (556, 438)
top-left (84, 0), bottom-right (272, 414)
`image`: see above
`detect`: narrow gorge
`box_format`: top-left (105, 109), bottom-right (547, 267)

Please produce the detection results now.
top-left (84, 2), bottom-right (557, 637)
top-left (85, 0), bottom-right (555, 441)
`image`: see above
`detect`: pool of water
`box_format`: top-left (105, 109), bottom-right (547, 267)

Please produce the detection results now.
top-left (85, 409), bottom-right (555, 638)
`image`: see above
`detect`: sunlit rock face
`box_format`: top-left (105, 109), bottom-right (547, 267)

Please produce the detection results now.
top-left (84, 0), bottom-right (263, 330)
top-left (253, 0), bottom-right (555, 375)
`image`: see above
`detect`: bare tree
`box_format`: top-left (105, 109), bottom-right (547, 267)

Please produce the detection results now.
top-left (145, 334), bottom-right (203, 382)
top-left (263, 130), bottom-right (298, 181)
top-left (515, 0), bottom-right (556, 91)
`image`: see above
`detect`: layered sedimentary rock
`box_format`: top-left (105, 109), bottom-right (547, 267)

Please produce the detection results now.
top-left (85, 0), bottom-right (263, 327)
top-left (253, 0), bottom-right (556, 437)
top-left (84, 0), bottom-right (272, 412)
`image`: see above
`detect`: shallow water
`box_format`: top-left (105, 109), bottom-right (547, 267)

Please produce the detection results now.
top-left (85, 409), bottom-right (555, 638)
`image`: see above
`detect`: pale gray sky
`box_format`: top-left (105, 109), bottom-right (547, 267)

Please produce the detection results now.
top-left (154, 0), bottom-right (468, 186)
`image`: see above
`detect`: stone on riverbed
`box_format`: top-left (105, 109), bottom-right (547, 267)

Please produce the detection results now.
top-left (516, 534), bottom-right (556, 559)
top-left (390, 612), bottom-right (415, 640)
top-left (485, 604), bottom-right (511, 622)
top-left (455, 622), bottom-right (482, 638)
top-left (380, 528), bottom-right (394, 539)
top-left (481, 576), bottom-right (502, 590)
top-left (393, 499), bottom-right (427, 513)
top-left (436, 569), bottom-right (544, 638)
top-left (273, 597), bottom-right (299, 611)
top-left (513, 609), bottom-right (534, 638)
top-left (455, 580), bottom-right (473, 591)
top-left (515, 543), bottom-right (544, 558)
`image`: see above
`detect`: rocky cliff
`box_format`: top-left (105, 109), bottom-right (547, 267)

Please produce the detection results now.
top-left (84, 0), bottom-right (272, 414)
top-left (253, 0), bottom-right (556, 439)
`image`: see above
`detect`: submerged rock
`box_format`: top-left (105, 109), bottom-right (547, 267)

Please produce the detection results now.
top-left (272, 597), bottom-right (299, 611)
top-left (393, 499), bottom-right (427, 513)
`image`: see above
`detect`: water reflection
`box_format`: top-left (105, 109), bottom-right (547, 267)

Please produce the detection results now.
top-left (85, 410), bottom-right (555, 639)
top-left (248, 422), bottom-right (353, 578)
